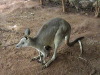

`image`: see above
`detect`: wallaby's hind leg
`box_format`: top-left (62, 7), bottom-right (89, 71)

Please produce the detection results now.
top-left (43, 28), bottom-right (63, 69)
top-left (65, 30), bottom-right (71, 45)
top-left (65, 30), bottom-right (84, 60)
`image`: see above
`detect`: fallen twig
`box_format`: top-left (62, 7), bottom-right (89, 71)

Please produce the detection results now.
top-left (2, 42), bottom-right (17, 48)
top-left (0, 28), bottom-right (23, 35)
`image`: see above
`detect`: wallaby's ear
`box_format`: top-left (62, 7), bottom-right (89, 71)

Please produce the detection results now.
top-left (25, 28), bottom-right (30, 36)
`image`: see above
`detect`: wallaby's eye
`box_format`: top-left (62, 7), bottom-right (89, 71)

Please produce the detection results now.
top-left (24, 36), bottom-right (28, 40)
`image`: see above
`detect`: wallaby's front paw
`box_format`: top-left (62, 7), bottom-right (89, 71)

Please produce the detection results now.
top-left (30, 58), bottom-right (36, 62)
top-left (37, 60), bottom-right (42, 63)
top-left (42, 64), bottom-right (47, 70)
top-left (37, 60), bottom-right (46, 65)
top-left (30, 57), bottom-right (39, 62)
top-left (41, 62), bottom-right (46, 65)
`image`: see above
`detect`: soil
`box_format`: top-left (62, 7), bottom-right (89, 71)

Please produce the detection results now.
top-left (0, 0), bottom-right (100, 75)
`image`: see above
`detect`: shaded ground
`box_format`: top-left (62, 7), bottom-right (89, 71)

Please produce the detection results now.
top-left (0, 0), bottom-right (100, 75)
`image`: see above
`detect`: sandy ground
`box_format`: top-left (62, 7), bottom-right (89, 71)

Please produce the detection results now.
top-left (0, 0), bottom-right (100, 75)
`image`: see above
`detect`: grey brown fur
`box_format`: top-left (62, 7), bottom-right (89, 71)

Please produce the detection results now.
top-left (16, 18), bottom-right (84, 69)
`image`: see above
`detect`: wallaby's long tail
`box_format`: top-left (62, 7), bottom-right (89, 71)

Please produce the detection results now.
top-left (67, 37), bottom-right (84, 47)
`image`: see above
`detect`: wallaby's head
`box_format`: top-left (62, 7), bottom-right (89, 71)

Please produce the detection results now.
top-left (16, 28), bottom-right (31, 48)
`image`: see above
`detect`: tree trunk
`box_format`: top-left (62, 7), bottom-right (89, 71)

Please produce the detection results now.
top-left (62, 0), bottom-right (66, 12)
top-left (95, 0), bottom-right (100, 17)
top-left (95, 7), bottom-right (100, 17)
top-left (40, 0), bottom-right (44, 5)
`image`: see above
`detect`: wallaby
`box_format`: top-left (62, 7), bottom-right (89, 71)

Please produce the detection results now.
top-left (16, 18), bottom-right (84, 69)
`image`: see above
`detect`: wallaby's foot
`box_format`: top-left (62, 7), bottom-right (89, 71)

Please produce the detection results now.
top-left (30, 56), bottom-right (41, 62)
top-left (30, 56), bottom-right (45, 65)
top-left (31, 58), bottom-right (43, 63)
top-left (41, 62), bottom-right (45, 65)
top-left (42, 62), bottom-right (50, 69)
top-left (41, 61), bottom-right (48, 69)
top-left (42, 64), bottom-right (48, 70)
top-left (41, 60), bottom-right (46, 65)
top-left (30, 58), bottom-right (37, 62)
top-left (37, 60), bottom-right (41, 63)
top-left (37, 59), bottom-right (43, 64)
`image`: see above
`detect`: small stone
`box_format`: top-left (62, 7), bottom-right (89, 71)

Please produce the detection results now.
top-left (30, 13), bottom-right (34, 15)
top-left (85, 13), bottom-right (88, 16)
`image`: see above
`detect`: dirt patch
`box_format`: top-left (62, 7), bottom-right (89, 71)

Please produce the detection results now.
top-left (0, 1), bottom-right (100, 75)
